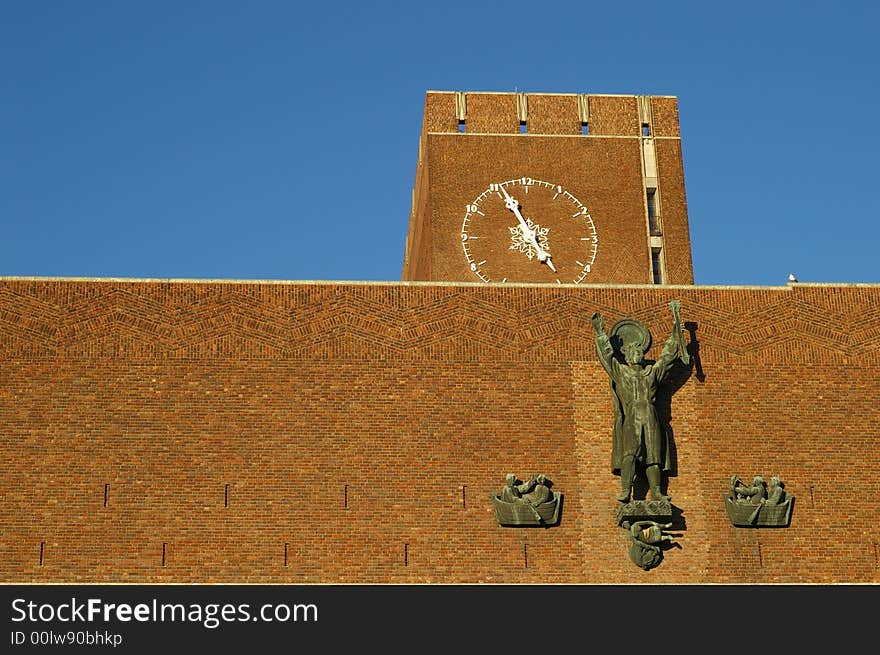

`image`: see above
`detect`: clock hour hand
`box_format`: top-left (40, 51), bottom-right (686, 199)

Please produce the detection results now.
top-left (498, 185), bottom-right (557, 272)
top-left (532, 240), bottom-right (556, 272)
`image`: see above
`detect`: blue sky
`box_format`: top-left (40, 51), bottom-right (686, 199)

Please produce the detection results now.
top-left (2, 1), bottom-right (878, 285)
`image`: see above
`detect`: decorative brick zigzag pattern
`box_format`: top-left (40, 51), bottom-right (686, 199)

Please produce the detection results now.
top-left (1, 281), bottom-right (878, 362)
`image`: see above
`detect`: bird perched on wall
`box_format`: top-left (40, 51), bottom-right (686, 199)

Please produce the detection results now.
top-left (788, 273), bottom-right (798, 283)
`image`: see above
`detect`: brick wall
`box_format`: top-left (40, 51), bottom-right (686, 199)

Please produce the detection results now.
top-left (1, 279), bottom-right (878, 582)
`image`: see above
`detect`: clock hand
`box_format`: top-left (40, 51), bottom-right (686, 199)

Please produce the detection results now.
top-left (498, 185), bottom-right (557, 272)
top-left (498, 185), bottom-right (530, 233)
top-left (534, 238), bottom-right (556, 272)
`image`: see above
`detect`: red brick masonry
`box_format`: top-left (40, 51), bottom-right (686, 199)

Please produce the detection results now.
top-left (1, 278), bottom-right (878, 583)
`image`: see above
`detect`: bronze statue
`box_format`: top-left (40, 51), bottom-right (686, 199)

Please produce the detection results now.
top-left (624, 520), bottom-right (675, 571)
top-left (591, 300), bottom-right (687, 503)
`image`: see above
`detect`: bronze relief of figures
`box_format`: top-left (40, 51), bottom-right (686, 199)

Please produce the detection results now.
top-left (725, 474), bottom-right (794, 527)
top-left (492, 473), bottom-right (562, 527)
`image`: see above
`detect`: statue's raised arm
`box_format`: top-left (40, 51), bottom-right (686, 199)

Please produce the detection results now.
top-left (669, 299), bottom-right (689, 365)
top-left (653, 300), bottom-right (689, 379)
top-left (591, 311), bottom-right (615, 375)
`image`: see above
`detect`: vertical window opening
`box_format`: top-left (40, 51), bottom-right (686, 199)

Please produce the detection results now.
top-left (651, 249), bottom-right (663, 284)
top-left (642, 123), bottom-right (651, 136)
top-left (457, 119), bottom-right (465, 133)
top-left (519, 120), bottom-right (527, 134)
top-left (581, 122), bottom-right (589, 135)
top-left (647, 190), bottom-right (660, 235)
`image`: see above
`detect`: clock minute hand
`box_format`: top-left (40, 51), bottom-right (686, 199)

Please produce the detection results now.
top-left (498, 185), bottom-right (557, 272)
top-left (498, 184), bottom-right (556, 273)
top-left (498, 185), bottom-right (529, 231)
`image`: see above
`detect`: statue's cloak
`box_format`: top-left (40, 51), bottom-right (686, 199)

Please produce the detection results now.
top-left (608, 376), bottom-right (673, 475)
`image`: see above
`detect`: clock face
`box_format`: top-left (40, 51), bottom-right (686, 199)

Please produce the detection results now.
top-left (460, 177), bottom-right (599, 284)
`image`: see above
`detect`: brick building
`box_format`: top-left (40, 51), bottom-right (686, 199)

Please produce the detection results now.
top-left (2, 92), bottom-right (878, 583)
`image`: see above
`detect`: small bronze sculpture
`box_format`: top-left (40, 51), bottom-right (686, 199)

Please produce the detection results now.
top-left (624, 520), bottom-right (676, 571)
top-left (766, 476), bottom-right (786, 505)
top-left (499, 473), bottom-right (529, 503)
top-left (591, 300), bottom-right (687, 504)
top-left (731, 475), bottom-right (767, 505)
top-left (492, 473), bottom-right (562, 527)
top-left (725, 474), bottom-right (793, 527)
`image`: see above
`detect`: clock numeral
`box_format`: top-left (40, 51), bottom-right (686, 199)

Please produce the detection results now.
top-left (461, 233), bottom-right (468, 241)
top-left (466, 204), bottom-right (478, 213)
top-left (557, 185), bottom-right (562, 194)
top-left (489, 183), bottom-right (500, 192)
top-left (470, 263), bottom-right (477, 271)
top-left (521, 177), bottom-right (534, 185)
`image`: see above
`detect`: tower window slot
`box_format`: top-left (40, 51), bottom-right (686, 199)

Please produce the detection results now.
top-left (581, 122), bottom-right (589, 135)
top-left (642, 123), bottom-right (651, 136)
top-left (651, 249), bottom-right (663, 284)
top-left (457, 119), bottom-right (466, 133)
top-left (647, 190), bottom-right (661, 234)
top-left (520, 120), bottom-right (527, 134)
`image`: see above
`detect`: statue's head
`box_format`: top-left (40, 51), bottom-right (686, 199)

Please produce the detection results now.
top-left (610, 318), bottom-right (651, 364)
top-left (752, 475), bottom-right (764, 487)
top-left (505, 473), bottom-right (516, 486)
top-left (535, 474), bottom-right (547, 485)
top-left (769, 476), bottom-right (780, 487)
top-left (623, 342), bottom-right (644, 365)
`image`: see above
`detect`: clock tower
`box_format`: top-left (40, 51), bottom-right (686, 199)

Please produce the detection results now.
top-left (402, 91), bottom-right (694, 285)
